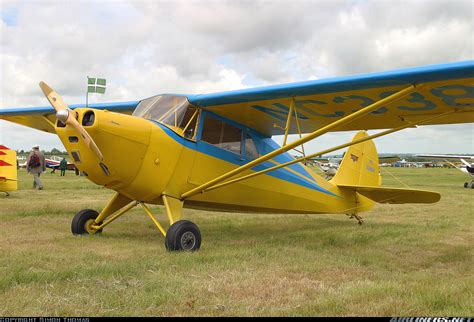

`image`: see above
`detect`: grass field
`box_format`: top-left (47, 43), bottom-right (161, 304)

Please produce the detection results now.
top-left (0, 167), bottom-right (472, 316)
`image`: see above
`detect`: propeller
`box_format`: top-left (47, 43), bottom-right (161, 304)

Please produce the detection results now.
top-left (39, 81), bottom-right (104, 160)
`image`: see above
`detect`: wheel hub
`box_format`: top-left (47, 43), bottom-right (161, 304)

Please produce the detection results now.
top-left (180, 231), bottom-right (196, 251)
top-left (85, 219), bottom-right (98, 234)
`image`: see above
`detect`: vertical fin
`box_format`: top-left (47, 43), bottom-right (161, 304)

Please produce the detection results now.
top-left (331, 131), bottom-right (381, 213)
top-left (331, 131), bottom-right (380, 187)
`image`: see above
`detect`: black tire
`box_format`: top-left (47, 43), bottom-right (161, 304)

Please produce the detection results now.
top-left (464, 182), bottom-right (469, 188)
top-left (471, 183), bottom-right (474, 189)
top-left (165, 220), bottom-right (201, 252)
top-left (71, 209), bottom-right (102, 235)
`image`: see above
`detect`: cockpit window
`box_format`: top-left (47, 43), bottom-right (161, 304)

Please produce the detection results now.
top-left (201, 114), bottom-right (242, 155)
top-left (133, 95), bottom-right (199, 139)
top-left (180, 105), bottom-right (199, 139)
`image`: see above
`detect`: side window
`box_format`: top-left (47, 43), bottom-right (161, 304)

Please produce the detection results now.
top-left (201, 115), bottom-right (222, 145)
top-left (245, 133), bottom-right (259, 160)
top-left (221, 123), bottom-right (242, 155)
top-left (179, 106), bottom-right (198, 139)
top-left (201, 114), bottom-right (242, 155)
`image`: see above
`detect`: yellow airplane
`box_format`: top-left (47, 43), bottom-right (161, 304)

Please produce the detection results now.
top-left (0, 145), bottom-right (18, 196)
top-left (1, 61), bottom-right (473, 251)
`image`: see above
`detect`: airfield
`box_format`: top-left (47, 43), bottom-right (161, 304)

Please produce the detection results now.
top-left (0, 166), bottom-right (472, 316)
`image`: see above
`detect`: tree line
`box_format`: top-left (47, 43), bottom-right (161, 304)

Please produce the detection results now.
top-left (16, 148), bottom-right (68, 157)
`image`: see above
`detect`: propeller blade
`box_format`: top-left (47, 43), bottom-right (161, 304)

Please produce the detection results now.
top-left (39, 81), bottom-right (104, 161)
top-left (39, 81), bottom-right (69, 112)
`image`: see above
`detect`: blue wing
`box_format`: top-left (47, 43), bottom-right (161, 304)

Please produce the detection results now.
top-left (1, 61), bottom-right (473, 136)
top-left (0, 101), bottom-right (139, 133)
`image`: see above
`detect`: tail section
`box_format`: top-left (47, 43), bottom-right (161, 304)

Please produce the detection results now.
top-left (331, 132), bottom-right (440, 213)
top-left (331, 131), bottom-right (381, 187)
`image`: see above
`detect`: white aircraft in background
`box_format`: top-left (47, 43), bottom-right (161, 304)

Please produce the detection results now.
top-left (17, 155), bottom-right (76, 172)
top-left (44, 155), bottom-right (76, 172)
top-left (416, 154), bottom-right (474, 188)
top-left (312, 155), bottom-right (400, 179)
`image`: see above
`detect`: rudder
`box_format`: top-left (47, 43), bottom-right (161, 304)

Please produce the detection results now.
top-left (331, 131), bottom-right (380, 187)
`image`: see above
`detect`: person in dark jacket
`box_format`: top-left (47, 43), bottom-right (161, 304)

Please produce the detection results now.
top-left (26, 145), bottom-right (46, 190)
top-left (59, 157), bottom-right (68, 176)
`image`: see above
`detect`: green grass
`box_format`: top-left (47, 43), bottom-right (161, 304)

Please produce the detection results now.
top-left (0, 167), bottom-right (472, 316)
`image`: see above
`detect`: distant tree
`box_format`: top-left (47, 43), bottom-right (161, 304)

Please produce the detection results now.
top-left (50, 148), bottom-right (62, 155)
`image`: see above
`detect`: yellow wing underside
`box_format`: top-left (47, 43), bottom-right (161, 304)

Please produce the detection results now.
top-left (204, 78), bottom-right (474, 136)
top-left (2, 113), bottom-right (57, 133)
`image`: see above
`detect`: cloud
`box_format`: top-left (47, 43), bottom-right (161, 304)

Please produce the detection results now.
top-left (0, 0), bottom-right (473, 152)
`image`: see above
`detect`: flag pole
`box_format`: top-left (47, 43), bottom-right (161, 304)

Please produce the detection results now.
top-left (86, 76), bottom-right (89, 107)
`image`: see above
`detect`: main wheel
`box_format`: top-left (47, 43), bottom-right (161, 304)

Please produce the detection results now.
top-left (165, 220), bottom-right (201, 252)
top-left (471, 183), bottom-right (474, 189)
top-left (71, 209), bottom-right (102, 235)
top-left (464, 182), bottom-right (469, 188)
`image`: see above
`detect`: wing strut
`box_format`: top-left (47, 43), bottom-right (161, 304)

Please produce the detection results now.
top-left (181, 84), bottom-right (417, 200)
top-left (275, 98), bottom-right (307, 157)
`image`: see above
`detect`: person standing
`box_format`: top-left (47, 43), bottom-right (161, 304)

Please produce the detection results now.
top-left (59, 157), bottom-right (68, 176)
top-left (27, 145), bottom-right (46, 190)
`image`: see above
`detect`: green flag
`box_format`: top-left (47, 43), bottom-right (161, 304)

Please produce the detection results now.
top-left (87, 77), bottom-right (106, 94)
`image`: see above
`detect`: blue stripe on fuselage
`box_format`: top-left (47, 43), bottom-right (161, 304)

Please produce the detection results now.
top-left (200, 110), bottom-right (316, 183)
top-left (149, 120), bottom-right (338, 196)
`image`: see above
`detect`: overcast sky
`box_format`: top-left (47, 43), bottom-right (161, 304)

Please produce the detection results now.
top-left (0, 0), bottom-right (473, 154)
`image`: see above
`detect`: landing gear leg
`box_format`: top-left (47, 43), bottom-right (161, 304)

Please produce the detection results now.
top-left (141, 195), bottom-right (201, 251)
top-left (70, 192), bottom-right (202, 251)
top-left (71, 192), bottom-right (136, 235)
top-left (346, 213), bottom-right (364, 225)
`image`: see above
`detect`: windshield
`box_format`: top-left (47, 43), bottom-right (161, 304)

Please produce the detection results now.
top-left (133, 95), bottom-right (199, 139)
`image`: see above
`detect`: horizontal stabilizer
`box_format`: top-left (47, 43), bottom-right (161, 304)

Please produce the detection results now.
top-left (338, 184), bottom-right (440, 204)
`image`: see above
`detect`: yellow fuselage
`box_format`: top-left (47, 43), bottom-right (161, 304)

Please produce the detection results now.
top-left (56, 108), bottom-right (364, 214)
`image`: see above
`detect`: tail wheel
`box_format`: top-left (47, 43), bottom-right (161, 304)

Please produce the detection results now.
top-left (71, 209), bottom-right (102, 235)
top-left (165, 220), bottom-right (201, 252)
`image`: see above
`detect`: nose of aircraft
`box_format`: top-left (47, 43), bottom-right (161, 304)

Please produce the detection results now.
top-left (39, 81), bottom-right (104, 160)
top-left (55, 108), bottom-right (153, 190)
